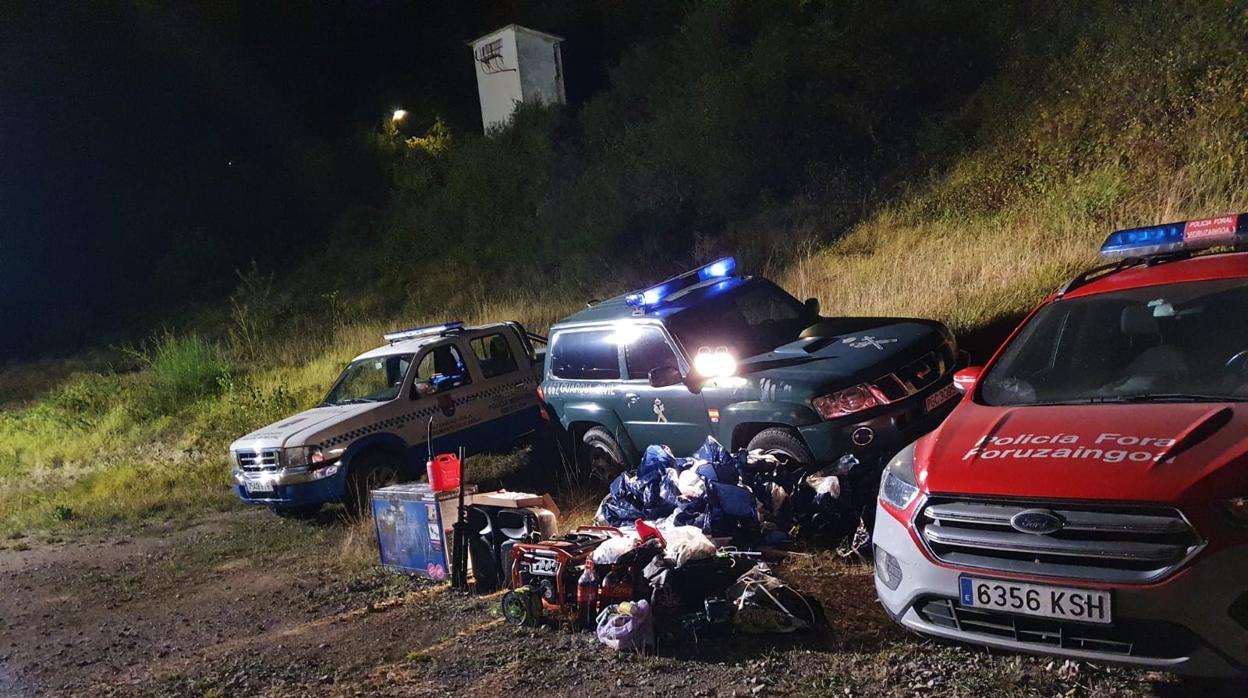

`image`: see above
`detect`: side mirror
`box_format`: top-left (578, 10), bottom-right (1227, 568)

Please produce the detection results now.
top-left (648, 365), bottom-right (683, 388)
top-left (953, 366), bottom-right (983, 393)
top-left (804, 297), bottom-right (820, 316)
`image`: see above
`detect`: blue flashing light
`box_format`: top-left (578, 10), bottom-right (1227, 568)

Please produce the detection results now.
top-left (1099, 223), bottom-right (1186, 258)
top-left (625, 257), bottom-right (740, 309)
top-left (384, 321), bottom-right (464, 344)
top-left (698, 257), bottom-right (737, 281)
top-left (1099, 214), bottom-right (1244, 259)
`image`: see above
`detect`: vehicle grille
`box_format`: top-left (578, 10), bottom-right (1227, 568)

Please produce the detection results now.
top-left (235, 449), bottom-right (280, 472)
top-left (915, 597), bottom-right (1199, 659)
top-left (918, 497), bottom-right (1203, 583)
top-left (873, 349), bottom-right (948, 401)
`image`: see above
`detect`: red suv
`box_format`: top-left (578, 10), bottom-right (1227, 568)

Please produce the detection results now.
top-left (874, 214), bottom-right (1248, 677)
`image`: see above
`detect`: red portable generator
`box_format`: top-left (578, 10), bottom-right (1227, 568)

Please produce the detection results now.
top-left (502, 526), bottom-right (622, 626)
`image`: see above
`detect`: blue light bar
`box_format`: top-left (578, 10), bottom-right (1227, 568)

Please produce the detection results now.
top-left (384, 321), bottom-right (464, 344)
top-left (625, 257), bottom-right (739, 308)
top-left (1100, 214), bottom-right (1245, 258)
top-left (698, 257), bottom-right (737, 281)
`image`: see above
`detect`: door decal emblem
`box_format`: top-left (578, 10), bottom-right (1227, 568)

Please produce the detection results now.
top-left (653, 399), bottom-right (668, 423)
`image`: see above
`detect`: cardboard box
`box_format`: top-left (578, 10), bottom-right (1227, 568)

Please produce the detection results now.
top-left (467, 490), bottom-right (561, 519)
top-left (371, 483), bottom-right (477, 579)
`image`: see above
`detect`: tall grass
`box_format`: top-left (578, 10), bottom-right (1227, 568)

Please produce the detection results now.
top-left (0, 1), bottom-right (1244, 535)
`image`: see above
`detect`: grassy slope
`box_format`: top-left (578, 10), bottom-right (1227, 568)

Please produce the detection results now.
top-left (0, 3), bottom-right (1245, 534)
top-left (772, 4), bottom-right (1248, 346)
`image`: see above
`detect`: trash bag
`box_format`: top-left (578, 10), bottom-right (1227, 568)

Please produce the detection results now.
top-left (661, 525), bottom-right (717, 567)
top-left (596, 464), bottom-right (678, 527)
top-left (596, 490), bottom-right (643, 527)
top-left (711, 481), bottom-right (757, 519)
top-left (790, 480), bottom-right (860, 545)
top-left (805, 472), bottom-right (841, 498)
top-left (692, 437), bottom-right (741, 483)
top-left (597, 600), bottom-right (655, 651)
top-left (659, 467), bottom-right (685, 508)
top-left (592, 534), bottom-right (640, 565)
top-left (638, 444), bottom-right (676, 482)
top-left (727, 570), bottom-right (819, 634)
top-left (706, 481), bottom-right (762, 541)
top-left (674, 468), bottom-right (706, 498)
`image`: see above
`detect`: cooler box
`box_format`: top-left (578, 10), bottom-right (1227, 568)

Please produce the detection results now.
top-left (371, 483), bottom-right (475, 579)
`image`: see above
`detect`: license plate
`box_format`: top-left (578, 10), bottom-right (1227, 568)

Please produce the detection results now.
top-left (243, 479), bottom-right (274, 494)
top-left (925, 383), bottom-right (960, 412)
top-left (959, 576), bottom-right (1112, 624)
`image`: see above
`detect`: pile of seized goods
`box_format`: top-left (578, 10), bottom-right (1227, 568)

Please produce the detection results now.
top-left (496, 437), bottom-right (861, 650)
top-left (595, 437), bottom-right (869, 550)
top-left (501, 520), bottom-right (824, 650)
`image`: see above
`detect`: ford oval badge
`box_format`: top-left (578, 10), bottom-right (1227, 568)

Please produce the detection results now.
top-left (1010, 509), bottom-right (1063, 535)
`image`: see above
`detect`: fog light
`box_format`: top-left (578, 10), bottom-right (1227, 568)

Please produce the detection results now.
top-left (851, 426), bottom-right (875, 447)
top-left (874, 545), bottom-right (904, 591)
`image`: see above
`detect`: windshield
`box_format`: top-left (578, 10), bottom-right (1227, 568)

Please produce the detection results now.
top-left (666, 279), bottom-right (815, 358)
top-left (323, 353), bottom-right (414, 405)
top-left (980, 278), bottom-right (1248, 406)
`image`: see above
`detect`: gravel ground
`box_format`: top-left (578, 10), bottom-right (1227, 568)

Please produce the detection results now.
top-left (0, 511), bottom-right (1241, 697)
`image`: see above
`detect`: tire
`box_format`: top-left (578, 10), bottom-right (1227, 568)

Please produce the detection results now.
top-left (344, 452), bottom-right (402, 517)
top-left (271, 504), bottom-right (321, 520)
top-left (579, 426), bottom-right (627, 485)
top-left (746, 427), bottom-right (817, 472)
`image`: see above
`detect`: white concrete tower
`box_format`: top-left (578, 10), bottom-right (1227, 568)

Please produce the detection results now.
top-left (468, 24), bottom-right (566, 132)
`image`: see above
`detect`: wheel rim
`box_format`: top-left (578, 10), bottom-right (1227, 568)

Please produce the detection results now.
top-left (501, 590), bottom-right (531, 625)
top-left (587, 445), bottom-right (620, 484)
top-left (366, 465), bottom-right (398, 491)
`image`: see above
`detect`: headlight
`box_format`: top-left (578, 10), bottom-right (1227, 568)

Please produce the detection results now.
top-left (693, 346), bottom-right (737, 378)
top-left (813, 383), bottom-right (889, 420)
top-left (279, 446), bottom-right (321, 468)
top-left (879, 442), bottom-right (920, 511)
top-left (309, 463), bottom-right (340, 480)
top-left (1220, 497), bottom-right (1248, 527)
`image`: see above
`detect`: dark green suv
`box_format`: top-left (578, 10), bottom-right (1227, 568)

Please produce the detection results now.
top-left (539, 258), bottom-right (962, 477)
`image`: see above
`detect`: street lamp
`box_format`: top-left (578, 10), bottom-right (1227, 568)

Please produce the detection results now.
top-left (391, 109), bottom-right (408, 123)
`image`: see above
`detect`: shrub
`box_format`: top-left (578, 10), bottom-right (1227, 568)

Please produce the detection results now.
top-left (45, 372), bottom-right (131, 429)
top-left (122, 332), bottom-right (230, 418)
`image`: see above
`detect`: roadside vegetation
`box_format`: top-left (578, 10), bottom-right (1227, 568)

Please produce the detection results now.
top-left (1, 1), bottom-right (1245, 536)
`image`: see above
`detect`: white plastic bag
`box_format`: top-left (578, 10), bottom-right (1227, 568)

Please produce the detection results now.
top-left (804, 473), bottom-right (841, 498)
top-left (675, 468), bottom-right (706, 498)
top-left (591, 533), bottom-right (639, 565)
top-left (661, 525), bottom-right (717, 567)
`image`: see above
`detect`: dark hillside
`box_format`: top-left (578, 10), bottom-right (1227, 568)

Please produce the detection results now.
top-left (0, 1), bottom-right (1245, 530)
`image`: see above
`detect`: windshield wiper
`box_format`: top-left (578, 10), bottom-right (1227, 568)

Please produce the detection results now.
top-left (1113, 393), bottom-right (1247, 403)
top-left (1041, 393), bottom-right (1246, 405)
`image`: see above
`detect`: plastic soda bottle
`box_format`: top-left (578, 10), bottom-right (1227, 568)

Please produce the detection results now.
top-left (576, 560), bottom-right (599, 629)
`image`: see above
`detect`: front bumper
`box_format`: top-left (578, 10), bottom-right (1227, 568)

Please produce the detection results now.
top-left (873, 500), bottom-right (1248, 677)
top-left (800, 376), bottom-right (958, 462)
top-left (231, 463), bottom-right (347, 507)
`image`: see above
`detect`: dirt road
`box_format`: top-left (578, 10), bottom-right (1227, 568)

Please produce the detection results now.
top-left (0, 511), bottom-right (1228, 697)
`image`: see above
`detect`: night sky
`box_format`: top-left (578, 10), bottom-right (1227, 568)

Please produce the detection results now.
top-left (1, 1), bottom-right (652, 359)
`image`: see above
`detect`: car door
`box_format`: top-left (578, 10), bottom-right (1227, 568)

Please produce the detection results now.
top-left (402, 340), bottom-right (475, 460)
top-left (616, 324), bottom-right (710, 455)
top-left (466, 329), bottom-right (543, 441)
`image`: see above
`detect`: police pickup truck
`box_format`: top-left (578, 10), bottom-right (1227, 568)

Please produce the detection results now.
top-left (540, 258), bottom-right (961, 483)
top-left (230, 321), bottom-right (544, 517)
